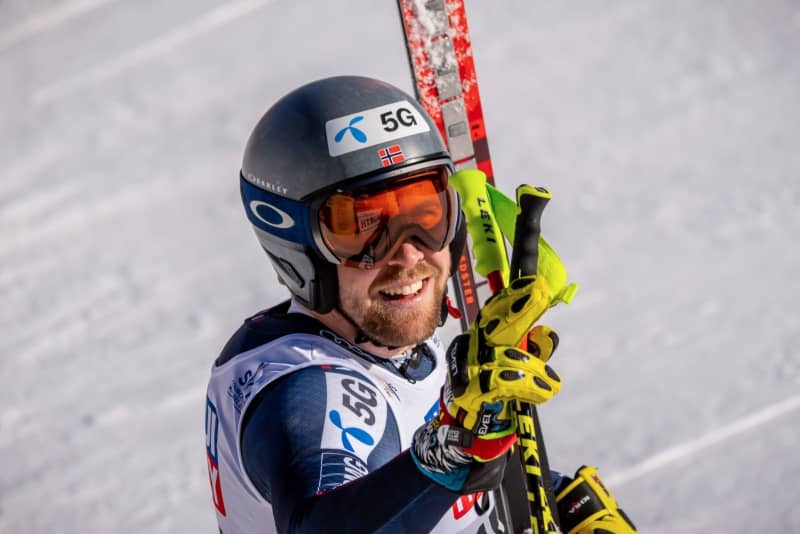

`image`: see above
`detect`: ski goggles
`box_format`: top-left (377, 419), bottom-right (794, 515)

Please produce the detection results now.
top-left (317, 166), bottom-right (458, 269)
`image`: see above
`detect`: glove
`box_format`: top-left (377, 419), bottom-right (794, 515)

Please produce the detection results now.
top-left (444, 275), bottom-right (562, 450)
top-left (410, 275), bottom-right (562, 493)
top-left (556, 466), bottom-right (638, 534)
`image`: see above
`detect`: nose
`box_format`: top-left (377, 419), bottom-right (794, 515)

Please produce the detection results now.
top-left (387, 241), bottom-right (425, 269)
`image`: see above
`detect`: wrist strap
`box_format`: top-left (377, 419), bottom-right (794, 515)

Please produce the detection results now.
top-left (438, 403), bottom-right (517, 462)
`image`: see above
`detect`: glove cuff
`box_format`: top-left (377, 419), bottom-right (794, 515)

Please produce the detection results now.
top-left (438, 408), bottom-right (517, 462)
top-left (410, 420), bottom-right (472, 492)
top-left (556, 466), bottom-right (637, 534)
top-left (556, 468), bottom-right (607, 533)
top-left (409, 394), bottom-right (516, 493)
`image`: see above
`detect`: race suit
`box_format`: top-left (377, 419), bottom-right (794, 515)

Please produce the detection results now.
top-left (205, 300), bottom-right (524, 533)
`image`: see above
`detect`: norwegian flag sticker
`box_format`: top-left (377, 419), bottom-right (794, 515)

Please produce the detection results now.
top-left (378, 145), bottom-right (405, 167)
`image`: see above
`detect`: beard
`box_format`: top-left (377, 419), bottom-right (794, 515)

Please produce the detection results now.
top-left (339, 261), bottom-right (447, 348)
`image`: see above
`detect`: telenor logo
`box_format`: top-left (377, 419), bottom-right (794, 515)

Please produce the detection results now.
top-left (328, 410), bottom-right (374, 452)
top-left (249, 200), bottom-right (294, 229)
top-left (334, 116), bottom-right (367, 144)
top-left (325, 100), bottom-right (430, 157)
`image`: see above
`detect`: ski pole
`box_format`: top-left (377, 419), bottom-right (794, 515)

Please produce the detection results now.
top-left (451, 173), bottom-right (561, 533)
top-left (508, 185), bottom-right (560, 534)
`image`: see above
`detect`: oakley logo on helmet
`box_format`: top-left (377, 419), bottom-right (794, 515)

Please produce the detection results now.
top-left (334, 116), bottom-right (367, 144)
top-left (325, 100), bottom-right (430, 157)
top-left (244, 172), bottom-right (288, 195)
top-left (249, 200), bottom-right (295, 229)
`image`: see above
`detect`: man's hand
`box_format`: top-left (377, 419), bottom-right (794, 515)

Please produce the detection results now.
top-left (443, 275), bottom-right (561, 452)
top-left (410, 274), bottom-right (563, 493)
top-left (557, 466), bottom-right (638, 534)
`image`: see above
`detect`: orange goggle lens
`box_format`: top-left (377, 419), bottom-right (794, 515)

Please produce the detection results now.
top-left (318, 167), bottom-right (454, 268)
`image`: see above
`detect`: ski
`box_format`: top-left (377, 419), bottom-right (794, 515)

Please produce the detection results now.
top-left (396, 0), bottom-right (493, 328)
top-left (396, 2), bottom-right (561, 532)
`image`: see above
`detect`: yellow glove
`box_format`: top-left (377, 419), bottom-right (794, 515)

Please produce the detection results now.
top-left (410, 276), bottom-right (562, 493)
top-left (526, 324), bottom-right (559, 363)
top-left (444, 275), bottom-right (562, 442)
top-left (556, 466), bottom-right (638, 534)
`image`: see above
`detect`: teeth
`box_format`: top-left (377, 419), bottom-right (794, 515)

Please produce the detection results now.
top-left (381, 280), bottom-right (423, 296)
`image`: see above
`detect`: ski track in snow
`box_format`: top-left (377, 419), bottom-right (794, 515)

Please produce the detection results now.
top-left (605, 394), bottom-right (800, 487)
top-left (0, 0), bottom-right (121, 52)
top-left (31, 0), bottom-right (277, 105)
top-left (2, 1), bottom-right (799, 533)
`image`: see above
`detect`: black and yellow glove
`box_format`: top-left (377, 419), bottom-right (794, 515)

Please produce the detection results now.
top-left (557, 466), bottom-right (638, 534)
top-left (444, 275), bottom-right (562, 447)
top-left (410, 275), bottom-right (562, 493)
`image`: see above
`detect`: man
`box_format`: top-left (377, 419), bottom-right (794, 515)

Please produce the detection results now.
top-left (205, 76), bottom-right (636, 533)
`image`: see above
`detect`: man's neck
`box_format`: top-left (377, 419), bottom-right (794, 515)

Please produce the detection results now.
top-left (289, 300), bottom-right (413, 358)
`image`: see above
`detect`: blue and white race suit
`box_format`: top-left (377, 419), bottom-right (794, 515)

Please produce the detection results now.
top-left (205, 300), bottom-right (512, 533)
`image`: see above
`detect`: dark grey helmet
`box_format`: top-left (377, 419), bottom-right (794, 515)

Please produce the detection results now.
top-left (239, 75), bottom-right (463, 313)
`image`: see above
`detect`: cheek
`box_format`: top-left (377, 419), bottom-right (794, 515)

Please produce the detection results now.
top-left (337, 265), bottom-right (377, 295)
top-left (433, 249), bottom-right (452, 278)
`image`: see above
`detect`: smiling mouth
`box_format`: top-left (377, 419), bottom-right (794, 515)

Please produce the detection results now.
top-left (378, 278), bottom-right (428, 300)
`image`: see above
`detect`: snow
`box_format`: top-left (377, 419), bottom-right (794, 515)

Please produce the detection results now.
top-left (2, 0), bottom-right (799, 532)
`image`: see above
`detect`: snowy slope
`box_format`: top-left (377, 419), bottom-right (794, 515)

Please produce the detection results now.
top-left (1, 1), bottom-right (799, 532)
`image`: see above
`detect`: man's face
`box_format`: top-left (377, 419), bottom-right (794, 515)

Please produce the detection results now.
top-left (337, 242), bottom-right (451, 348)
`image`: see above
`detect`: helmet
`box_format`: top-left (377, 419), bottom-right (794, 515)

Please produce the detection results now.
top-left (240, 75), bottom-right (465, 313)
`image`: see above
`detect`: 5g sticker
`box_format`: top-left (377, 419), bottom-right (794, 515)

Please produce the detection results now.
top-left (379, 107), bottom-right (418, 132)
top-left (325, 100), bottom-right (430, 157)
top-left (321, 371), bottom-right (388, 461)
top-left (341, 378), bottom-right (378, 426)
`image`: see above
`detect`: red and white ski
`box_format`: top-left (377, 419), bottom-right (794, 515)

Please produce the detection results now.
top-left (396, 0), bottom-right (495, 328)
top-left (397, 2), bottom-right (561, 532)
